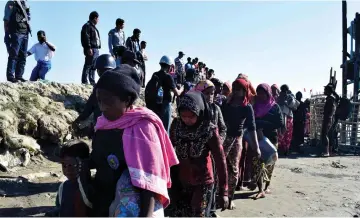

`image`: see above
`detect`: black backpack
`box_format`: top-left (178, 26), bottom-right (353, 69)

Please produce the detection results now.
top-left (336, 97), bottom-right (352, 121)
top-left (145, 72), bottom-right (163, 109)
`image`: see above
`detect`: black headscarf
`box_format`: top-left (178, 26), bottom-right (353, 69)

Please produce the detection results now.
top-left (174, 91), bottom-right (216, 159)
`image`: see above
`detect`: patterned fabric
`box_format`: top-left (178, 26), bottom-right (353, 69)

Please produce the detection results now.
top-left (110, 169), bottom-right (164, 217)
top-left (223, 136), bottom-right (242, 199)
top-left (175, 92), bottom-right (216, 159)
top-left (278, 117), bottom-right (294, 152)
top-left (165, 184), bottom-right (213, 217)
top-left (175, 57), bottom-right (184, 74)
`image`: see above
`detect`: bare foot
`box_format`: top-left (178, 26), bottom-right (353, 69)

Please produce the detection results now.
top-left (264, 188), bottom-right (271, 194)
top-left (254, 191), bottom-right (265, 200)
top-left (228, 201), bottom-right (236, 210)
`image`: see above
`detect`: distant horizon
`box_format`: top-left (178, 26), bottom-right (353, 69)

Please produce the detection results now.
top-left (1, 1), bottom-right (359, 99)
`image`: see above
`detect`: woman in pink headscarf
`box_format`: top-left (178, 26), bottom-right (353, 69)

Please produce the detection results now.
top-left (250, 83), bottom-right (284, 199)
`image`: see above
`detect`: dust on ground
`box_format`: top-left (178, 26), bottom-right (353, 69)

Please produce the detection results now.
top-left (0, 148), bottom-right (359, 217)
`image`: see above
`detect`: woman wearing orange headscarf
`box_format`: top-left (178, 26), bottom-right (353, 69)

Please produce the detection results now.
top-left (237, 73), bottom-right (257, 103)
top-left (221, 78), bottom-right (260, 209)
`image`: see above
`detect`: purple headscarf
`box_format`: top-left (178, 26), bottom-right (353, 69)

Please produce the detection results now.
top-left (254, 83), bottom-right (276, 118)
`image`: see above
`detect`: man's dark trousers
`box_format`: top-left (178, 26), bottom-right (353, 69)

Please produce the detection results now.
top-left (6, 33), bottom-right (28, 80)
top-left (81, 48), bottom-right (99, 85)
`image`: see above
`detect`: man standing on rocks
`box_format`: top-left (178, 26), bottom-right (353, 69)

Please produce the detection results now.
top-left (108, 18), bottom-right (125, 67)
top-left (4, 0), bottom-right (31, 83)
top-left (126, 28), bottom-right (141, 54)
top-left (81, 11), bottom-right (101, 85)
top-left (137, 41), bottom-right (147, 87)
top-left (174, 51), bottom-right (185, 85)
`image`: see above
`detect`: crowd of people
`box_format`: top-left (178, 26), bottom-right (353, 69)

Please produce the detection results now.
top-left (65, 48), bottom-right (334, 217)
top-left (4, 3), bottom-right (342, 217)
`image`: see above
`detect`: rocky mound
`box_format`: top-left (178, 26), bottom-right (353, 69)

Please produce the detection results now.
top-left (0, 81), bottom-right (177, 170)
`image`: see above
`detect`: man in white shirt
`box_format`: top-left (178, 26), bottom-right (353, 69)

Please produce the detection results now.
top-left (27, 30), bottom-right (55, 81)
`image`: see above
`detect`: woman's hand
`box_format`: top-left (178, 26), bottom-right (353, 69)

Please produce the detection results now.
top-left (219, 195), bottom-right (229, 211)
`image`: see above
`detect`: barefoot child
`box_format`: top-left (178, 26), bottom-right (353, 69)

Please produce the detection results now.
top-left (56, 140), bottom-right (92, 217)
top-left (27, 30), bottom-right (56, 81)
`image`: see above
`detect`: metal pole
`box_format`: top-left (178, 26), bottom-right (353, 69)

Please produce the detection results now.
top-left (341, 0), bottom-right (347, 144)
top-left (351, 12), bottom-right (360, 146)
top-left (342, 0), bottom-right (347, 98)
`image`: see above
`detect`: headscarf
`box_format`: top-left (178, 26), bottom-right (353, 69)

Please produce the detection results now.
top-left (271, 84), bottom-right (280, 101)
top-left (194, 80), bottom-right (215, 92)
top-left (223, 81), bottom-right (232, 93)
top-left (174, 92), bottom-right (216, 160)
top-left (237, 73), bottom-right (256, 98)
top-left (228, 78), bottom-right (250, 107)
top-left (253, 83), bottom-right (276, 118)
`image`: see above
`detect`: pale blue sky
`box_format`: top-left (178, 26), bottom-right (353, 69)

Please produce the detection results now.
top-left (0, 1), bottom-right (359, 97)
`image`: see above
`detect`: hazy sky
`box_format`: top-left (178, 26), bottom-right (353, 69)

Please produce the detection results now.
top-left (0, 1), bottom-right (359, 98)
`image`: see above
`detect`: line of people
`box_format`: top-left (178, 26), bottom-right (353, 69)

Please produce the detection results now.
top-left (57, 50), bottom-right (335, 217)
top-left (3, 4), bottom-right (148, 85)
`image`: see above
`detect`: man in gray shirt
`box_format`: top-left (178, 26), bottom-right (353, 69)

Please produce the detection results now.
top-left (108, 18), bottom-right (125, 67)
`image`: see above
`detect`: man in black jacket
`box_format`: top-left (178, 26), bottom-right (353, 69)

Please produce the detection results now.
top-left (125, 28), bottom-right (141, 53)
top-left (81, 11), bottom-right (101, 85)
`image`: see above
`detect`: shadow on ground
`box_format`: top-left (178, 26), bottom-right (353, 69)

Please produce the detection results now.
top-left (0, 176), bottom-right (60, 198)
top-left (0, 206), bottom-right (55, 217)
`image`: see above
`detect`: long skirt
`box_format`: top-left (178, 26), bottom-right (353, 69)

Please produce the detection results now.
top-left (166, 183), bottom-right (213, 217)
top-left (249, 143), bottom-right (278, 188)
top-left (279, 116), bottom-right (293, 153)
top-left (237, 141), bottom-right (250, 187)
top-left (223, 136), bottom-right (242, 199)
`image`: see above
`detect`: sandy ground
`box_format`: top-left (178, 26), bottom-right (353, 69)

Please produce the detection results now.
top-left (0, 149), bottom-right (359, 217)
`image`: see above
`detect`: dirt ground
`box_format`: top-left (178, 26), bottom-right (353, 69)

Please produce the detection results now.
top-left (0, 148), bottom-right (359, 217)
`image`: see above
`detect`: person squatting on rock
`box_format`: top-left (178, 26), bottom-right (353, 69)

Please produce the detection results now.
top-left (27, 30), bottom-right (56, 81)
top-left (4, 0), bottom-right (31, 83)
top-left (73, 54), bottom-right (116, 137)
top-left (81, 11), bottom-right (101, 85)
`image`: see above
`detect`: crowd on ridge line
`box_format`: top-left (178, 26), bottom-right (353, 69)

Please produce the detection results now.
top-left (4, 2), bottom-right (343, 217)
top-left (4, 3), bottom-right (217, 89)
